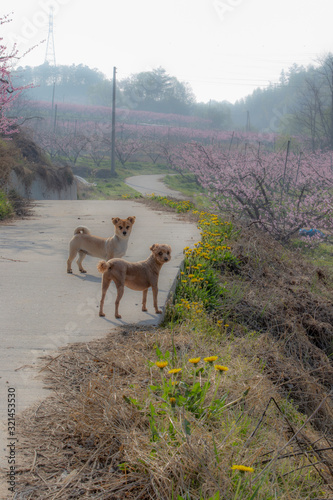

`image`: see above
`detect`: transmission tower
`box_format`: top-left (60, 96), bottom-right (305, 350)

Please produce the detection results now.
top-left (44, 7), bottom-right (56, 66)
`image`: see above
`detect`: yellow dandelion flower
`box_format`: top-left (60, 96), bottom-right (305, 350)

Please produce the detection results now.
top-left (214, 365), bottom-right (229, 372)
top-left (155, 361), bottom-right (168, 369)
top-left (169, 397), bottom-right (176, 404)
top-left (168, 368), bottom-right (182, 374)
top-left (171, 381), bottom-right (179, 386)
top-left (204, 356), bottom-right (218, 363)
top-left (231, 465), bottom-right (254, 473)
top-left (189, 357), bottom-right (201, 364)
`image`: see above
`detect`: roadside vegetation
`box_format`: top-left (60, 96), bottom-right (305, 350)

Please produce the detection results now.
top-left (15, 194), bottom-right (333, 499)
top-left (0, 188), bottom-right (12, 218)
top-left (76, 160), bottom-right (169, 200)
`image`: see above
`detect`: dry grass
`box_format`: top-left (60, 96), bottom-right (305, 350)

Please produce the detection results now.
top-left (219, 223), bottom-right (333, 433)
top-left (14, 323), bottom-right (333, 499)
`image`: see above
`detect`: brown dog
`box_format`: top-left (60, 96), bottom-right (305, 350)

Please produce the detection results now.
top-left (97, 243), bottom-right (172, 318)
top-left (67, 216), bottom-right (136, 274)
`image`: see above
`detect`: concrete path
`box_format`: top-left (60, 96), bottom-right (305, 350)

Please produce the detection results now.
top-left (0, 186), bottom-right (200, 489)
top-left (125, 174), bottom-right (187, 199)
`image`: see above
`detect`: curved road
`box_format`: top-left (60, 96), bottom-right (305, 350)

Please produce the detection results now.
top-left (0, 176), bottom-right (199, 478)
top-left (125, 174), bottom-right (187, 199)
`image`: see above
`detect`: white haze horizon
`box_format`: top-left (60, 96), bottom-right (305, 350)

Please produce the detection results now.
top-left (2, 0), bottom-right (333, 104)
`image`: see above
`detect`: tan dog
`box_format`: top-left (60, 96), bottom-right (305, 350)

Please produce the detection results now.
top-left (97, 243), bottom-right (171, 318)
top-left (67, 216), bottom-right (136, 274)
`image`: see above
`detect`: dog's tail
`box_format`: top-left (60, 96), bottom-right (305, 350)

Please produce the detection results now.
top-left (74, 226), bottom-right (91, 235)
top-left (97, 260), bottom-right (112, 274)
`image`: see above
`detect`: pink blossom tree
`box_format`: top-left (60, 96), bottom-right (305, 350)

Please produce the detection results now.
top-left (0, 15), bottom-right (32, 136)
top-left (175, 141), bottom-right (333, 242)
top-left (100, 124), bottom-right (144, 166)
top-left (86, 132), bottom-right (109, 168)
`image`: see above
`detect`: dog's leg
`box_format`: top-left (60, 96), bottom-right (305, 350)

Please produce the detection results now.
top-left (142, 288), bottom-right (148, 312)
top-left (114, 284), bottom-right (125, 319)
top-left (99, 275), bottom-right (112, 317)
top-left (77, 250), bottom-right (87, 273)
top-left (67, 245), bottom-right (77, 273)
top-left (152, 286), bottom-right (162, 314)
top-left (67, 258), bottom-right (73, 273)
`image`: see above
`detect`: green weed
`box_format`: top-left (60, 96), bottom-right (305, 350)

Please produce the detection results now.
top-left (0, 189), bottom-right (13, 219)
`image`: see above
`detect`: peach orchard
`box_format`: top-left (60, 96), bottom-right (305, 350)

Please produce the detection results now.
top-left (9, 93), bottom-right (333, 243)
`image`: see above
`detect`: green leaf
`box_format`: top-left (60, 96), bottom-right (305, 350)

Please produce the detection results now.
top-left (212, 435), bottom-right (220, 464)
top-left (184, 418), bottom-right (191, 435)
top-left (200, 492), bottom-right (220, 500)
top-left (248, 483), bottom-right (262, 500)
top-left (177, 395), bottom-right (187, 405)
top-left (122, 395), bottom-right (141, 408)
top-left (149, 402), bottom-right (158, 416)
top-left (149, 385), bottom-right (160, 391)
top-left (190, 382), bottom-right (202, 394)
top-left (155, 346), bottom-right (163, 358)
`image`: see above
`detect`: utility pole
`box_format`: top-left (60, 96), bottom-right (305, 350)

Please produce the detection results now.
top-left (246, 110), bottom-right (250, 132)
top-left (111, 66), bottom-right (117, 177)
top-left (53, 103), bottom-right (57, 132)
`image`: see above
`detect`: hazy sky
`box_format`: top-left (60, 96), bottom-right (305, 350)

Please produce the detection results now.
top-left (3, 0), bottom-right (333, 103)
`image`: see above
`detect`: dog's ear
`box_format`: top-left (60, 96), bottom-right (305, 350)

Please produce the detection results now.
top-left (112, 217), bottom-right (120, 225)
top-left (127, 216), bottom-right (136, 224)
top-left (150, 243), bottom-right (157, 252)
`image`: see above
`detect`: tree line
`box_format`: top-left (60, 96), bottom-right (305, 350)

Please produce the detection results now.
top-left (11, 51), bottom-right (333, 151)
top-left (13, 64), bottom-right (232, 129)
top-left (232, 54), bottom-right (333, 151)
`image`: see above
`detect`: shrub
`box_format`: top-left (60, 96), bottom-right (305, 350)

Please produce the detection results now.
top-left (0, 189), bottom-right (13, 219)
